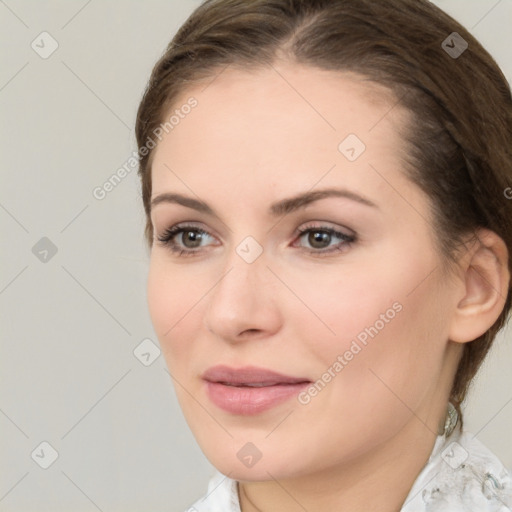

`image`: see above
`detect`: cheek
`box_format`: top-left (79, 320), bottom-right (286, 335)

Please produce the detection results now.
top-left (287, 247), bottom-right (450, 400)
top-left (282, 261), bottom-right (404, 364)
top-left (147, 257), bottom-right (205, 366)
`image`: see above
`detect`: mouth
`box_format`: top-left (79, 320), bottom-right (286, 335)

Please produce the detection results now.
top-left (202, 365), bottom-right (311, 415)
top-left (218, 381), bottom-right (300, 387)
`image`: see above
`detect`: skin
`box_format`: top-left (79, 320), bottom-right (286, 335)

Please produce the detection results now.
top-left (146, 62), bottom-right (509, 511)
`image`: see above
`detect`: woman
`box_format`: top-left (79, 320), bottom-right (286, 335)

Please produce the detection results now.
top-left (135, 0), bottom-right (512, 510)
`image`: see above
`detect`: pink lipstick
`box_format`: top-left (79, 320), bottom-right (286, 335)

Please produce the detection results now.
top-left (202, 365), bottom-right (310, 415)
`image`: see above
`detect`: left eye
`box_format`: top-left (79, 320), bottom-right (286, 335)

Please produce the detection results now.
top-left (295, 227), bottom-right (356, 253)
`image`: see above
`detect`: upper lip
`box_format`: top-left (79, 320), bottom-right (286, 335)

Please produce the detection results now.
top-left (202, 365), bottom-right (311, 386)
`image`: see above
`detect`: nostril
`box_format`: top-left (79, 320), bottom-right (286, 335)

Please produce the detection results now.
top-left (239, 328), bottom-right (262, 337)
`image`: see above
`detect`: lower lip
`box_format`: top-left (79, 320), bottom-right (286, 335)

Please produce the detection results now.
top-left (205, 381), bottom-right (309, 415)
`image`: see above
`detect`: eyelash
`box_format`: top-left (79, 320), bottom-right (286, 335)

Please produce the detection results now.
top-left (156, 223), bottom-right (356, 257)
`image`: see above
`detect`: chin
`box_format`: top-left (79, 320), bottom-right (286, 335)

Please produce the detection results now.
top-left (196, 433), bottom-right (309, 481)
top-left (209, 453), bottom-right (293, 481)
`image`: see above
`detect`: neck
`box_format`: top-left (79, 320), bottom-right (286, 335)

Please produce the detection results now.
top-left (239, 417), bottom-right (443, 512)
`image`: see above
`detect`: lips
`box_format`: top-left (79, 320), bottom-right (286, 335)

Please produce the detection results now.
top-left (202, 365), bottom-right (311, 415)
top-left (202, 365), bottom-right (310, 386)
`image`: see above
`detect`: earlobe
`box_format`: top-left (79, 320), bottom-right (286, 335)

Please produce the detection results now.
top-left (449, 229), bottom-right (510, 344)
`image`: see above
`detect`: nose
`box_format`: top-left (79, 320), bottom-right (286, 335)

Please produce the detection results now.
top-left (203, 251), bottom-right (282, 343)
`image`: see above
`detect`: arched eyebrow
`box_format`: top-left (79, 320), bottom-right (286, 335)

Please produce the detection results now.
top-left (269, 188), bottom-right (378, 216)
top-left (150, 187), bottom-right (378, 217)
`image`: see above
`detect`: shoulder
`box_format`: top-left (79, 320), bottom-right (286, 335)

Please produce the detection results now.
top-left (402, 429), bottom-right (512, 511)
top-left (184, 471), bottom-right (239, 512)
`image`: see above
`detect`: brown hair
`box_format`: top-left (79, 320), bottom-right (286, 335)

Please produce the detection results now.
top-left (135, 0), bottom-right (512, 424)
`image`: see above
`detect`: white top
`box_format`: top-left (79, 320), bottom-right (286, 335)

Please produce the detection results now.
top-left (186, 428), bottom-right (512, 511)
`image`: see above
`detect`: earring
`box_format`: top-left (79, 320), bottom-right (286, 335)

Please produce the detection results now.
top-left (443, 401), bottom-right (459, 437)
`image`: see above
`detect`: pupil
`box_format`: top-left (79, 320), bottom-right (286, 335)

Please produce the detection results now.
top-left (308, 231), bottom-right (330, 248)
top-left (183, 230), bottom-right (202, 248)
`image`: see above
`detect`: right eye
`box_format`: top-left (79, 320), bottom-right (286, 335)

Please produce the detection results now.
top-left (156, 224), bottom-right (217, 256)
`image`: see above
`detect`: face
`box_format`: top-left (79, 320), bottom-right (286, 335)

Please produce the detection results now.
top-left (147, 62), bottom-right (461, 481)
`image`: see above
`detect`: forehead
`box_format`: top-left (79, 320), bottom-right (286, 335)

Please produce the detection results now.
top-left (150, 62), bottom-right (412, 203)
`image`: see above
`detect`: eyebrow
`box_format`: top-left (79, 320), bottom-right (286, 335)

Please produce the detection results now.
top-left (150, 187), bottom-right (378, 218)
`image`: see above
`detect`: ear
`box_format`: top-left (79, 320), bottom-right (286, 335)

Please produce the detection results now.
top-left (449, 229), bottom-right (510, 344)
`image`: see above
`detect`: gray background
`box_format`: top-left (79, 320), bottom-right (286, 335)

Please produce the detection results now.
top-left (0, 1), bottom-right (511, 511)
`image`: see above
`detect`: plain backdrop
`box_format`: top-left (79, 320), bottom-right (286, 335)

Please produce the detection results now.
top-left (1, 1), bottom-right (511, 511)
